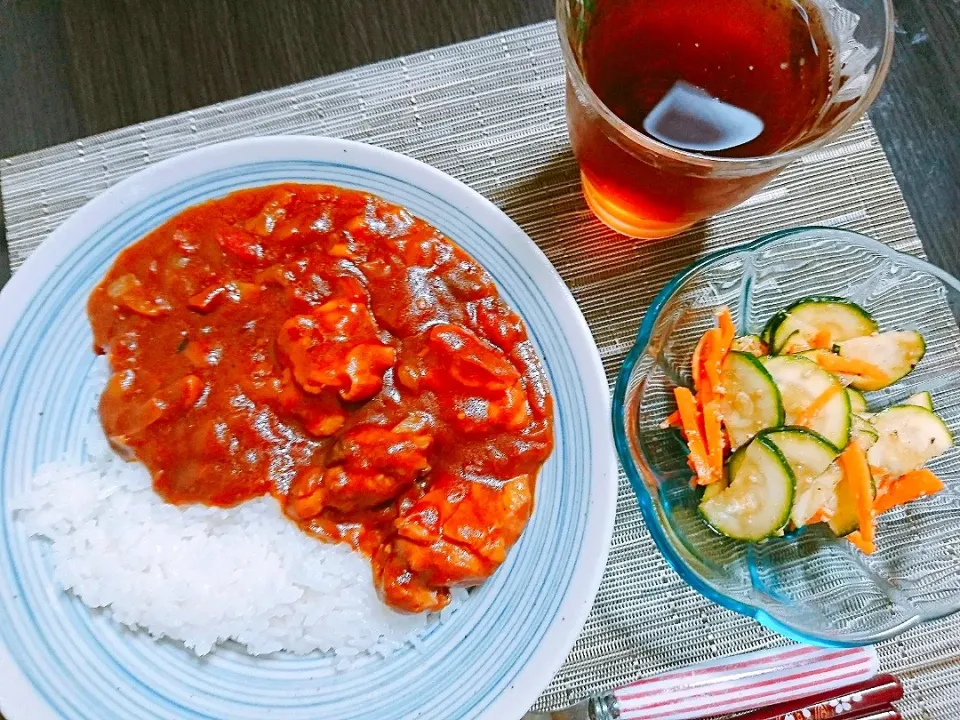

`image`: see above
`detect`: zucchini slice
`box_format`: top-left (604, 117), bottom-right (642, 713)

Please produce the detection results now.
top-left (794, 462), bottom-right (845, 529)
top-left (730, 334), bottom-right (767, 357)
top-left (866, 404), bottom-right (953, 479)
top-left (904, 391), bottom-right (934, 411)
top-left (851, 414), bottom-right (879, 451)
top-left (846, 387), bottom-right (868, 414)
top-left (760, 310), bottom-right (788, 347)
top-left (825, 466), bottom-right (875, 537)
top-left (777, 331), bottom-right (812, 355)
top-left (771, 297), bottom-right (877, 354)
top-left (835, 331), bottom-right (926, 391)
top-left (761, 428), bottom-right (840, 528)
top-left (727, 443), bottom-right (748, 479)
top-left (701, 477), bottom-right (727, 503)
top-left (699, 436), bottom-right (795, 541)
top-left (716, 351), bottom-right (784, 450)
top-left (762, 355), bottom-right (851, 450)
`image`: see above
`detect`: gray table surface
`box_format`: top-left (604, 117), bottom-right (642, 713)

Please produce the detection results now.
top-left (1, 0), bottom-right (958, 289)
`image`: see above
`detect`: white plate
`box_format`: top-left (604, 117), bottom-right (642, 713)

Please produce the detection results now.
top-left (0, 136), bottom-right (617, 720)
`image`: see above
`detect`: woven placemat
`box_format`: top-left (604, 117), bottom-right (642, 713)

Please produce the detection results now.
top-left (2, 20), bottom-right (958, 720)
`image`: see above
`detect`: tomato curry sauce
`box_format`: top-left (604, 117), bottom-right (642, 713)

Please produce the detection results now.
top-left (88, 183), bottom-right (554, 614)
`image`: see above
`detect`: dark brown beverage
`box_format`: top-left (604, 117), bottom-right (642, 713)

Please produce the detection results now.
top-left (583, 0), bottom-right (835, 157)
top-left (565, 0), bottom-right (841, 237)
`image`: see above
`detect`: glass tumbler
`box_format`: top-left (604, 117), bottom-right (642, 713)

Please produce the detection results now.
top-left (556, 0), bottom-right (895, 239)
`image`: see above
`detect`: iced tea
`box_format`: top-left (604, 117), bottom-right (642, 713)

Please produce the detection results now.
top-left (561, 0), bottom-right (869, 238)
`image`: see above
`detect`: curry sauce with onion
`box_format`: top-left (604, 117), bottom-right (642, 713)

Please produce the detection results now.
top-left (87, 183), bottom-right (553, 614)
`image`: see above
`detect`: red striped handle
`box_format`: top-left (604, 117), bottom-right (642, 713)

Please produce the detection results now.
top-left (733, 673), bottom-right (902, 720)
top-left (613, 645), bottom-right (879, 720)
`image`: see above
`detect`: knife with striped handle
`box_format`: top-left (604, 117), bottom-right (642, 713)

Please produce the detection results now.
top-left (523, 645), bottom-right (880, 720)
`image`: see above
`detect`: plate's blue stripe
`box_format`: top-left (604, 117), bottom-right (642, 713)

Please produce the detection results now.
top-left (0, 159), bottom-right (593, 720)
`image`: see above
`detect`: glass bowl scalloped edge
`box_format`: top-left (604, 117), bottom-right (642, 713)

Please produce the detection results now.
top-left (612, 225), bottom-right (960, 646)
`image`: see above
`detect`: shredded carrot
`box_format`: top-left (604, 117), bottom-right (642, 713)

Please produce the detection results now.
top-left (699, 385), bottom-right (714, 406)
top-left (691, 309), bottom-right (736, 396)
top-left (698, 328), bottom-right (724, 398)
top-left (714, 308), bottom-right (736, 396)
top-left (674, 387), bottom-right (713, 484)
top-left (809, 329), bottom-right (834, 349)
top-left (808, 509), bottom-right (828, 524)
top-left (717, 307), bottom-right (736, 352)
top-left (874, 468), bottom-right (945, 516)
top-left (839, 443), bottom-right (875, 553)
top-left (670, 308), bottom-right (739, 481)
top-left (795, 383), bottom-right (844, 428)
top-left (691, 331), bottom-right (708, 391)
top-left (662, 410), bottom-right (681, 428)
top-left (812, 353), bottom-right (888, 382)
top-left (846, 530), bottom-right (875, 554)
top-left (702, 401), bottom-right (725, 484)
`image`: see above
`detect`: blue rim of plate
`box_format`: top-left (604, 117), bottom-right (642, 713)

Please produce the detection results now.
top-left (0, 137), bottom-right (617, 720)
top-left (612, 225), bottom-right (960, 648)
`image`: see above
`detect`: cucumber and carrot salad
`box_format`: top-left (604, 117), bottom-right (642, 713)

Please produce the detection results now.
top-left (664, 297), bottom-right (952, 553)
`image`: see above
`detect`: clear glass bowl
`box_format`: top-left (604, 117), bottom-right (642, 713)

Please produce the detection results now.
top-left (612, 227), bottom-right (960, 645)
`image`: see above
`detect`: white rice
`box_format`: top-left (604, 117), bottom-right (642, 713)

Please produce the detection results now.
top-left (13, 446), bottom-right (464, 662)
